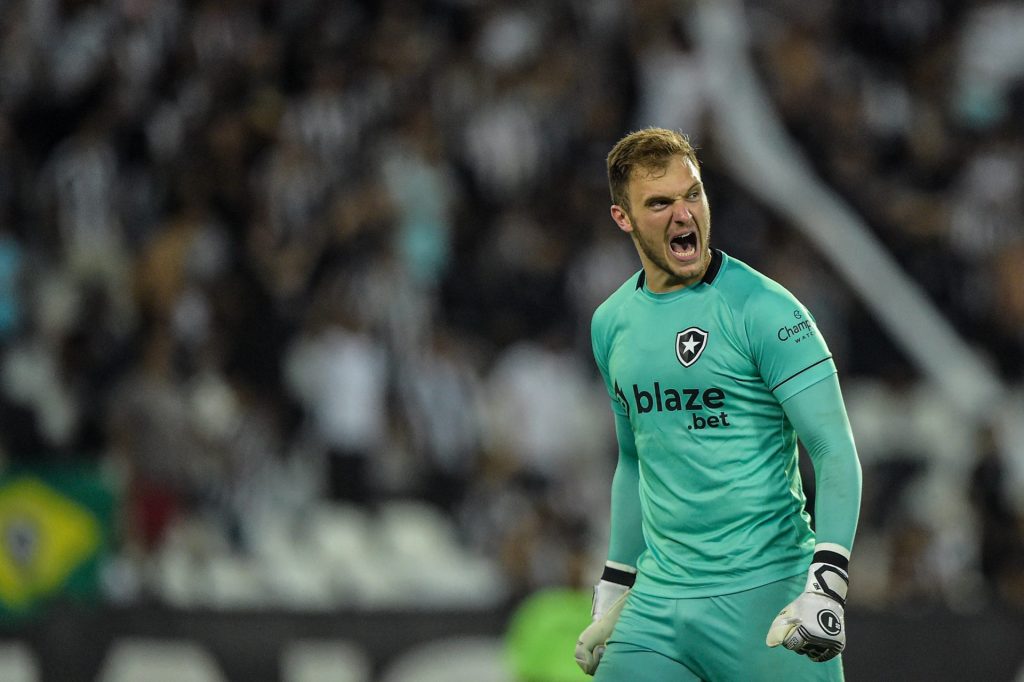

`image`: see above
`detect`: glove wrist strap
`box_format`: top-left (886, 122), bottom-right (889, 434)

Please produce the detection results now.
top-left (812, 547), bottom-right (849, 572)
top-left (593, 562), bottom-right (635, 619)
top-left (601, 561), bottom-right (637, 588)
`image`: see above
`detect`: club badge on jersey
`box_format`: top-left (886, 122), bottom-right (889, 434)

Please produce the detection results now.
top-left (675, 327), bottom-right (709, 367)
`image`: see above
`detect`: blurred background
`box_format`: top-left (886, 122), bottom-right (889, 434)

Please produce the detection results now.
top-left (0, 0), bottom-right (1022, 680)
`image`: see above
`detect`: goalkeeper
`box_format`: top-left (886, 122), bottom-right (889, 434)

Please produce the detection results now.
top-left (575, 128), bottom-right (862, 681)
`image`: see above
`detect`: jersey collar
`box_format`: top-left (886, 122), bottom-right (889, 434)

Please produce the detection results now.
top-left (634, 249), bottom-right (724, 291)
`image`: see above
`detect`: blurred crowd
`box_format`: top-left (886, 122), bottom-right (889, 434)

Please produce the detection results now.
top-left (0, 0), bottom-right (1021, 614)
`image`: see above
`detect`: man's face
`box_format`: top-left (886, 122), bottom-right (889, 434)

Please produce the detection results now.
top-left (610, 155), bottom-right (711, 292)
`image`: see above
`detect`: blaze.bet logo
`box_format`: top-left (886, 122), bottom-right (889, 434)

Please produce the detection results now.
top-left (615, 381), bottom-right (732, 431)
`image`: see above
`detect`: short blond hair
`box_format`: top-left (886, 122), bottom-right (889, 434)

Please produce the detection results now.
top-left (606, 128), bottom-right (699, 210)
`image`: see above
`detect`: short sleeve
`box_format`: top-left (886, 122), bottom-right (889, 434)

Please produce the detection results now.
top-left (743, 283), bottom-right (837, 403)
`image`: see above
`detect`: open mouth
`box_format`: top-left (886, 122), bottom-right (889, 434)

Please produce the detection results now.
top-left (669, 231), bottom-right (699, 260)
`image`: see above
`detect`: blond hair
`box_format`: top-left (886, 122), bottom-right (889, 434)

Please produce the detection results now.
top-left (606, 128), bottom-right (699, 210)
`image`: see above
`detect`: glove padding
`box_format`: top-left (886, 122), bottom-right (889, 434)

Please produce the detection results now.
top-left (574, 579), bottom-right (630, 675)
top-left (766, 561), bottom-right (849, 662)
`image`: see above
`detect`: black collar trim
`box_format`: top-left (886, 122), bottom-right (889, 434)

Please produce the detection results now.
top-left (701, 249), bottom-right (723, 285)
top-left (634, 249), bottom-right (722, 292)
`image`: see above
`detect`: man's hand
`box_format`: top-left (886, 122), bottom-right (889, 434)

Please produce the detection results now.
top-left (575, 572), bottom-right (633, 675)
top-left (766, 557), bottom-right (849, 662)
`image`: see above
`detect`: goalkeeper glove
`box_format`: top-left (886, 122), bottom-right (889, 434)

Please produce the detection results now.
top-left (574, 562), bottom-right (635, 675)
top-left (766, 546), bottom-right (850, 662)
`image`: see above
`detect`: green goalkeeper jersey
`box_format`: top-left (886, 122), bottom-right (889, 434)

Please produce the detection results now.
top-left (591, 249), bottom-right (848, 598)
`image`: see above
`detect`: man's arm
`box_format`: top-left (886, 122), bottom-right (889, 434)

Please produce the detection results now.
top-left (607, 410), bottom-right (646, 566)
top-left (575, 410), bottom-right (645, 675)
top-left (766, 374), bottom-right (862, 661)
top-left (782, 373), bottom-right (862, 552)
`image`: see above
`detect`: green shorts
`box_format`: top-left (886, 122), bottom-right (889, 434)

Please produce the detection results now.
top-left (594, 573), bottom-right (844, 682)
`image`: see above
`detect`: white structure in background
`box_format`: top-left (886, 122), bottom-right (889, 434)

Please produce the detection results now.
top-left (690, 0), bottom-right (1019, 606)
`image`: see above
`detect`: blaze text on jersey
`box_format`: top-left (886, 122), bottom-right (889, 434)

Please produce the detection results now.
top-left (630, 382), bottom-right (731, 431)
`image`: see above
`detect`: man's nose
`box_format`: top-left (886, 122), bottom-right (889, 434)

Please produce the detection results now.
top-left (673, 200), bottom-right (692, 222)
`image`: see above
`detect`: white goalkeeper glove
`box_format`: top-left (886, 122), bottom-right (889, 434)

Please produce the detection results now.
top-left (766, 546), bottom-right (850, 663)
top-left (574, 563), bottom-right (635, 675)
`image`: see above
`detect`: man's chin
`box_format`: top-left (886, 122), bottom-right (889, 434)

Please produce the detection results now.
top-left (672, 254), bottom-right (707, 281)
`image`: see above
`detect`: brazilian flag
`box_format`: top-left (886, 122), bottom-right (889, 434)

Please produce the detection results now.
top-left (0, 464), bottom-right (115, 620)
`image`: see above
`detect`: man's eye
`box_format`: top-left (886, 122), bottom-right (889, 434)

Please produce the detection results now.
top-left (687, 190), bottom-right (701, 200)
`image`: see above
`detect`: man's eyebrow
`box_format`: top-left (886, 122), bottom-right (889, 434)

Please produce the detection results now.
top-left (641, 182), bottom-right (703, 204)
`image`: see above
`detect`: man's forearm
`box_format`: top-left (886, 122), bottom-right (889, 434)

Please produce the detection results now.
top-left (781, 375), bottom-right (863, 550)
top-left (607, 411), bottom-right (646, 567)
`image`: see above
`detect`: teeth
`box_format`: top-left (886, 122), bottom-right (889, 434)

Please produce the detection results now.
top-left (669, 232), bottom-right (697, 257)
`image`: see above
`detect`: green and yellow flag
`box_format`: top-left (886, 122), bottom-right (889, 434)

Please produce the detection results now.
top-left (0, 465), bottom-right (114, 619)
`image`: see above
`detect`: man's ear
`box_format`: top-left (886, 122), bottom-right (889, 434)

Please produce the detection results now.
top-left (610, 205), bottom-right (633, 234)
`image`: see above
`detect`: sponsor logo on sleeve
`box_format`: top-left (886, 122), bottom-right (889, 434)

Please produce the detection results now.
top-left (777, 309), bottom-right (817, 343)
